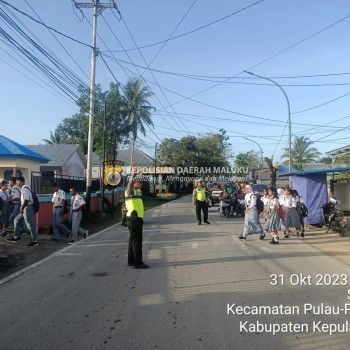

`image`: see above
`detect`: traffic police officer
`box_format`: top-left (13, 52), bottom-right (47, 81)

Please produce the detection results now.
top-left (125, 171), bottom-right (149, 269)
top-left (192, 180), bottom-right (210, 225)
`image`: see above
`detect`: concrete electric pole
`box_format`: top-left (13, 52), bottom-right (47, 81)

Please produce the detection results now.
top-left (72, 0), bottom-right (118, 212)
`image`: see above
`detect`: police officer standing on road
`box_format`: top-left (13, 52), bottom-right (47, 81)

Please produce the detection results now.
top-left (125, 169), bottom-right (149, 269)
top-left (192, 180), bottom-right (210, 225)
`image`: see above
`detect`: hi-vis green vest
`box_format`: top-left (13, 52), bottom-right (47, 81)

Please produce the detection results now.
top-left (125, 189), bottom-right (144, 219)
top-left (195, 188), bottom-right (206, 201)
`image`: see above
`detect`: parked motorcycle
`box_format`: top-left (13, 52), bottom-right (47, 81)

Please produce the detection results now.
top-left (321, 202), bottom-right (347, 237)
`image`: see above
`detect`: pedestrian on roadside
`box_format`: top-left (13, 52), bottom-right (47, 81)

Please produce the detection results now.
top-left (0, 181), bottom-right (10, 236)
top-left (260, 188), bottom-right (270, 230)
top-left (265, 187), bottom-right (281, 244)
top-left (219, 187), bottom-right (230, 217)
top-left (293, 189), bottom-right (306, 238)
top-left (8, 177), bottom-right (21, 227)
top-left (51, 183), bottom-right (70, 241)
top-left (238, 185), bottom-right (263, 240)
top-left (125, 170), bottom-right (149, 269)
top-left (192, 180), bottom-right (210, 225)
top-left (7, 177), bottom-right (38, 246)
top-left (277, 188), bottom-right (286, 236)
top-left (68, 187), bottom-right (89, 245)
top-left (283, 187), bottom-right (302, 238)
top-left (121, 199), bottom-right (127, 227)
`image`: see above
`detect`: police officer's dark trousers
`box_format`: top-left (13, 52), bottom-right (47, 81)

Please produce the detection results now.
top-left (196, 200), bottom-right (208, 223)
top-left (127, 217), bottom-right (143, 265)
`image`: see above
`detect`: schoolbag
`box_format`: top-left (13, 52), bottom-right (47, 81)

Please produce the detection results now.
top-left (255, 195), bottom-right (265, 214)
top-left (23, 186), bottom-right (40, 213)
top-left (300, 203), bottom-right (308, 217)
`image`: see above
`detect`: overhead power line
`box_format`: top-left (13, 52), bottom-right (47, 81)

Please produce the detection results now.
top-left (99, 14), bottom-right (190, 135)
top-left (102, 55), bottom-right (350, 86)
top-left (155, 11), bottom-right (350, 113)
top-left (24, 0), bottom-right (90, 82)
top-left (119, 15), bottom-right (191, 133)
top-left (105, 56), bottom-right (350, 129)
top-left (102, 0), bottom-right (264, 52)
top-left (0, 0), bottom-right (92, 48)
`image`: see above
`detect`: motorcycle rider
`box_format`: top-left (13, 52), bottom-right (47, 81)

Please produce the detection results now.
top-left (323, 197), bottom-right (338, 233)
top-left (219, 187), bottom-right (231, 217)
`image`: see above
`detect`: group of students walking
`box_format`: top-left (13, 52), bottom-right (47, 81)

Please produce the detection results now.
top-left (192, 181), bottom-right (306, 245)
top-left (239, 185), bottom-right (306, 244)
top-left (0, 177), bottom-right (89, 246)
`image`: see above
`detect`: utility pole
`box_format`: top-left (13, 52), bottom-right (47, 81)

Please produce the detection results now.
top-left (243, 70), bottom-right (292, 187)
top-left (72, 0), bottom-right (118, 212)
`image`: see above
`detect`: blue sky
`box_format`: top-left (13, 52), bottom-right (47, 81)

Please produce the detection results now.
top-left (1, 0), bottom-right (350, 163)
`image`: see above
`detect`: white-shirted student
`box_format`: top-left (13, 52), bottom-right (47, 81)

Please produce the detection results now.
top-left (51, 183), bottom-right (70, 241)
top-left (8, 176), bottom-right (21, 227)
top-left (7, 176), bottom-right (38, 246)
top-left (68, 187), bottom-right (89, 245)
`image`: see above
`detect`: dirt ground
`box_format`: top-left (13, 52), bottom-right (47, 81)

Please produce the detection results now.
top-left (0, 197), bottom-right (166, 280)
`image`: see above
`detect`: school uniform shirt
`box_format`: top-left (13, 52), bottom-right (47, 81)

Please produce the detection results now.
top-left (245, 193), bottom-right (257, 209)
top-left (21, 186), bottom-right (33, 205)
top-left (262, 195), bottom-right (269, 206)
top-left (0, 189), bottom-right (10, 203)
top-left (278, 194), bottom-right (285, 206)
top-left (71, 193), bottom-right (86, 211)
top-left (283, 195), bottom-right (297, 208)
top-left (10, 185), bottom-right (21, 203)
top-left (269, 197), bottom-right (279, 209)
top-left (52, 189), bottom-right (66, 207)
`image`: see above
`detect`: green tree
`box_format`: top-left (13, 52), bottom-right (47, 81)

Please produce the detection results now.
top-left (93, 82), bottom-right (131, 161)
top-left (42, 130), bottom-right (64, 145)
top-left (195, 129), bottom-right (231, 169)
top-left (158, 136), bottom-right (197, 168)
top-left (44, 84), bottom-right (131, 157)
top-left (281, 136), bottom-right (321, 170)
top-left (234, 150), bottom-right (260, 174)
top-left (124, 78), bottom-right (155, 163)
top-left (333, 154), bottom-right (350, 165)
top-left (158, 130), bottom-right (232, 174)
top-left (318, 156), bottom-right (332, 164)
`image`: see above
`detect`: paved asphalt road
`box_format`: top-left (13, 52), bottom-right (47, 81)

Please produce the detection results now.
top-left (1, 195), bottom-right (350, 350)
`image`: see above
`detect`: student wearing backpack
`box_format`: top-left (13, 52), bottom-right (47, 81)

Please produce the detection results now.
top-left (293, 189), bottom-right (307, 238)
top-left (7, 177), bottom-right (38, 246)
top-left (238, 185), bottom-right (263, 240)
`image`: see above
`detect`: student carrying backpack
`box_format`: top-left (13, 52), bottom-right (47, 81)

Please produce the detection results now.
top-left (23, 186), bottom-right (40, 213)
top-left (256, 195), bottom-right (265, 214)
top-left (237, 185), bottom-right (264, 241)
top-left (7, 176), bottom-right (39, 247)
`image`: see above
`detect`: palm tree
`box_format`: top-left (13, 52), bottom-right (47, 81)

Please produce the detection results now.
top-left (42, 130), bottom-right (63, 145)
top-left (281, 136), bottom-right (321, 170)
top-left (124, 78), bottom-right (154, 163)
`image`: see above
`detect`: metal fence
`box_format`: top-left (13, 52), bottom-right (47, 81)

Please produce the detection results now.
top-left (31, 172), bottom-right (100, 195)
